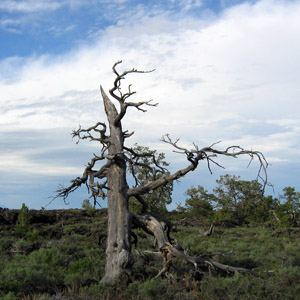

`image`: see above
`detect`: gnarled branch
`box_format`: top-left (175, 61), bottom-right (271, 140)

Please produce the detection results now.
top-left (107, 60), bottom-right (157, 126)
top-left (72, 122), bottom-right (108, 145)
top-left (109, 60), bottom-right (155, 103)
top-left (128, 135), bottom-right (268, 197)
top-left (132, 213), bottom-right (258, 279)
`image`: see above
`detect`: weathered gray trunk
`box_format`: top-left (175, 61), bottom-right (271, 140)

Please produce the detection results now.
top-left (101, 161), bottom-right (133, 283)
top-left (100, 87), bottom-right (133, 283)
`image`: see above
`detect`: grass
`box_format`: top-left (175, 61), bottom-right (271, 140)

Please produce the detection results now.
top-left (0, 209), bottom-right (300, 299)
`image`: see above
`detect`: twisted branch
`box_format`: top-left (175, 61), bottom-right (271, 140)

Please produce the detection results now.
top-left (161, 134), bottom-right (269, 191)
top-left (108, 60), bottom-right (157, 125)
top-left (72, 122), bottom-right (108, 145)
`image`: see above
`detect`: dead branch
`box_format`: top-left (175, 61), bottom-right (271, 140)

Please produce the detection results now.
top-left (207, 260), bottom-right (258, 275)
top-left (132, 195), bottom-right (148, 213)
top-left (132, 213), bottom-right (166, 249)
top-left (272, 210), bottom-right (281, 224)
top-left (127, 159), bottom-right (199, 197)
top-left (109, 60), bottom-right (155, 102)
top-left (154, 260), bottom-right (173, 279)
top-left (132, 212), bottom-right (258, 279)
top-left (199, 224), bottom-right (214, 237)
top-left (128, 135), bottom-right (268, 197)
top-left (108, 61), bottom-right (157, 125)
top-left (72, 122), bottom-right (108, 145)
top-left (114, 100), bottom-right (158, 126)
top-left (51, 155), bottom-right (111, 205)
top-left (161, 134), bottom-right (269, 191)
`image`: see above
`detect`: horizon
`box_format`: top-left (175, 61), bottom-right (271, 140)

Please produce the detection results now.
top-left (1, 0), bottom-right (300, 210)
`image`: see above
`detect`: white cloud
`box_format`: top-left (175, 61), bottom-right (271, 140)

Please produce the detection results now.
top-left (0, 153), bottom-right (83, 175)
top-left (0, 0), bottom-right (63, 13)
top-left (0, 18), bottom-right (21, 26)
top-left (0, 0), bottom-right (130, 14)
top-left (48, 24), bottom-right (76, 36)
top-left (178, 0), bottom-right (203, 11)
top-left (0, 18), bottom-right (22, 33)
top-left (4, 27), bottom-right (22, 34)
top-left (1, 0), bottom-right (300, 207)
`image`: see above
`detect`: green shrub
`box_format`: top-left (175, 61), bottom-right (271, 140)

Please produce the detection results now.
top-left (27, 228), bottom-right (41, 242)
top-left (2, 292), bottom-right (18, 300)
top-left (28, 247), bottom-right (65, 267)
top-left (0, 261), bottom-right (52, 295)
top-left (1, 207), bottom-right (300, 299)
top-left (0, 236), bottom-right (15, 252)
top-left (137, 278), bottom-right (169, 300)
top-left (80, 283), bottom-right (112, 299)
top-left (11, 239), bottom-right (33, 254)
top-left (64, 257), bottom-right (94, 287)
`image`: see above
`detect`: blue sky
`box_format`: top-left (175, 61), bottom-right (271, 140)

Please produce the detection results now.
top-left (0, 0), bottom-right (247, 59)
top-left (1, 0), bottom-right (300, 209)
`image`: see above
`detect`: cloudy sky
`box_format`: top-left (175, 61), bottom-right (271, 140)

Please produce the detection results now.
top-left (1, 0), bottom-right (299, 209)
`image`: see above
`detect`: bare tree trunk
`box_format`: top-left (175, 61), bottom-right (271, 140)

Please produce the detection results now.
top-left (101, 163), bottom-right (133, 283)
top-left (272, 210), bottom-right (281, 224)
top-left (100, 87), bottom-right (133, 283)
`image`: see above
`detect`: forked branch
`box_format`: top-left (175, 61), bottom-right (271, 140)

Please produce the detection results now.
top-left (160, 134), bottom-right (269, 191)
top-left (109, 60), bottom-right (155, 102)
top-left (108, 60), bottom-right (157, 125)
top-left (72, 122), bottom-right (108, 145)
top-left (52, 153), bottom-right (111, 204)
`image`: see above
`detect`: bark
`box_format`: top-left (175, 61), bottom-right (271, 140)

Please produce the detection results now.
top-left (100, 87), bottom-right (133, 283)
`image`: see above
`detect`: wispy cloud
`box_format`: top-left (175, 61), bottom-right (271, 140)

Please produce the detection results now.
top-left (0, 0), bottom-right (131, 14)
top-left (4, 27), bottom-right (22, 34)
top-left (0, 18), bottom-right (21, 26)
top-left (48, 25), bottom-right (77, 37)
top-left (180, 0), bottom-right (203, 11)
top-left (0, 0), bottom-right (63, 13)
top-left (0, 18), bottom-right (22, 33)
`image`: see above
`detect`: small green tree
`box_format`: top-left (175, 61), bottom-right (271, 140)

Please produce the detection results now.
top-left (16, 203), bottom-right (31, 232)
top-left (213, 175), bottom-right (268, 225)
top-left (249, 195), bottom-right (277, 224)
top-left (82, 199), bottom-right (93, 209)
top-left (280, 187), bottom-right (300, 214)
top-left (81, 199), bottom-right (96, 215)
top-left (182, 185), bottom-right (215, 221)
top-left (276, 187), bottom-right (300, 226)
top-left (128, 144), bottom-right (173, 215)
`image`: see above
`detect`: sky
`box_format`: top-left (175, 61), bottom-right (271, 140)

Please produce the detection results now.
top-left (0, 0), bottom-right (300, 210)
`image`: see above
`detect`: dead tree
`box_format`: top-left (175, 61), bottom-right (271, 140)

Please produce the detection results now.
top-left (55, 61), bottom-right (268, 283)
